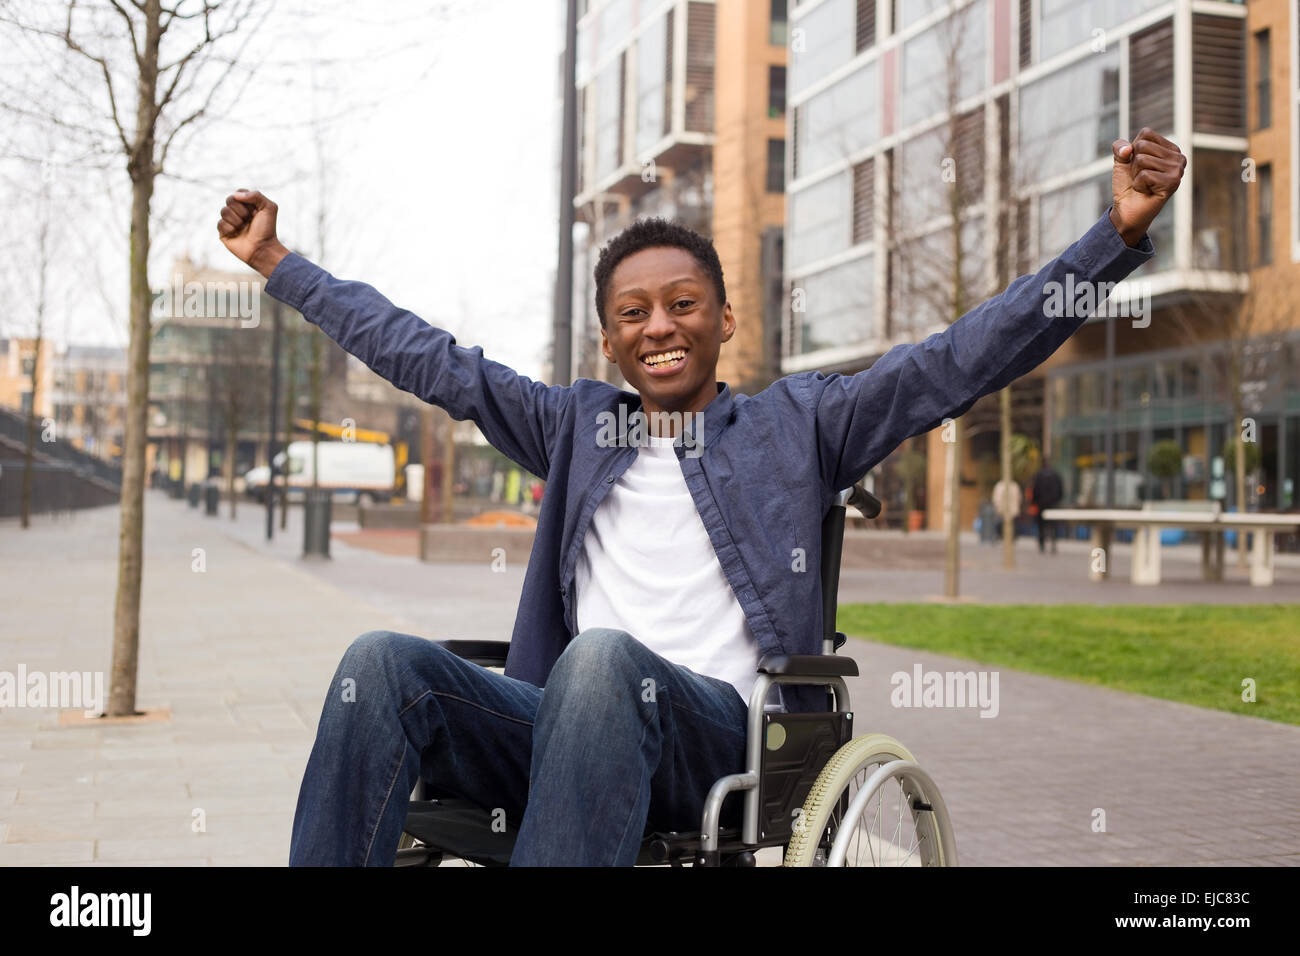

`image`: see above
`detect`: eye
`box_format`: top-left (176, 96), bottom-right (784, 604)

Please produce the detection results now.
top-left (620, 307), bottom-right (645, 319)
top-left (673, 298), bottom-right (695, 309)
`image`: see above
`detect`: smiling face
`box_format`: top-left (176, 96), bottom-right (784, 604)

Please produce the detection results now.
top-left (600, 245), bottom-right (735, 425)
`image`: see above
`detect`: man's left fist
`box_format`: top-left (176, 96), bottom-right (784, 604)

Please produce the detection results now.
top-left (1109, 128), bottom-right (1186, 247)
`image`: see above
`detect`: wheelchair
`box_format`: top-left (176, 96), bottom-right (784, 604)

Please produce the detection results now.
top-left (395, 484), bottom-right (958, 867)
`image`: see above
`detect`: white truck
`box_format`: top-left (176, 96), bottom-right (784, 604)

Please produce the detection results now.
top-left (244, 440), bottom-right (396, 505)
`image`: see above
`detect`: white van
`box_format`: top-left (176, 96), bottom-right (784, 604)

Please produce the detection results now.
top-left (244, 440), bottom-right (395, 504)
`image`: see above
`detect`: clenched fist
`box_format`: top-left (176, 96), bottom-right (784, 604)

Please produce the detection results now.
top-left (218, 189), bottom-right (290, 278)
top-left (1108, 129), bottom-right (1186, 248)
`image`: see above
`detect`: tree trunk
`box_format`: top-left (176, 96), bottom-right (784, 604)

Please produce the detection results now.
top-left (1000, 387), bottom-right (1014, 568)
top-left (441, 410), bottom-right (456, 523)
top-left (20, 341), bottom-right (40, 529)
top-left (226, 419), bottom-right (237, 520)
top-left (1230, 348), bottom-right (1248, 568)
top-left (943, 419), bottom-right (962, 598)
top-left (20, 196), bottom-right (50, 529)
top-left (107, 1), bottom-right (162, 719)
top-left (1234, 425), bottom-right (1248, 569)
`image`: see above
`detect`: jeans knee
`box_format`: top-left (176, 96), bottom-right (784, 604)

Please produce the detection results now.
top-left (335, 629), bottom-right (428, 694)
top-left (547, 628), bottom-right (648, 695)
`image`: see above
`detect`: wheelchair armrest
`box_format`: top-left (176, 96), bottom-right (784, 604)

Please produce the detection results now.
top-left (437, 639), bottom-right (510, 667)
top-left (757, 653), bottom-right (858, 678)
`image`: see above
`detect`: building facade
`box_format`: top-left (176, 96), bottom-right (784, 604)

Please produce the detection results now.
top-left (147, 257), bottom-right (431, 489)
top-left (570, 0), bottom-right (790, 393)
top-left (50, 345), bottom-right (127, 464)
top-left (783, 0), bottom-right (1299, 527)
top-left (0, 337), bottom-right (54, 421)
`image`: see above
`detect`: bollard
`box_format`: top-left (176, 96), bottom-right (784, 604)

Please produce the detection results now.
top-left (188, 482), bottom-right (201, 508)
top-left (303, 486), bottom-right (332, 559)
top-left (204, 483), bottom-right (219, 516)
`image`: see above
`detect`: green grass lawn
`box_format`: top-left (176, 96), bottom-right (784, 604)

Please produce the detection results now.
top-left (837, 603), bottom-right (1300, 725)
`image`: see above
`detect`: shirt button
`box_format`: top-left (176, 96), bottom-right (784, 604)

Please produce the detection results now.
top-left (606, 475), bottom-right (615, 483)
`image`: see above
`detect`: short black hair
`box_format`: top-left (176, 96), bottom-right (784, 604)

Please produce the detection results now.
top-left (593, 217), bottom-right (726, 327)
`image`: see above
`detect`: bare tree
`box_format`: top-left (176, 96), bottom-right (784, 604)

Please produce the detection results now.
top-left (1167, 273), bottom-right (1295, 566)
top-left (10, 169), bottom-right (58, 528)
top-left (2, 0), bottom-right (265, 716)
top-left (881, 1), bottom-right (984, 597)
top-left (209, 315), bottom-right (270, 518)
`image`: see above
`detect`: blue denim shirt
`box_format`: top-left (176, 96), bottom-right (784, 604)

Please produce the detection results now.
top-left (264, 210), bottom-right (1152, 712)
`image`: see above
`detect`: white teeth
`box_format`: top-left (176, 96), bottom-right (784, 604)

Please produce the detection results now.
top-left (644, 349), bottom-right (685, 367)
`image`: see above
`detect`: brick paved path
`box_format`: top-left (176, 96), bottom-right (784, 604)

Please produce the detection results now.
top-left (2, 494), bottom-right (1297, 865)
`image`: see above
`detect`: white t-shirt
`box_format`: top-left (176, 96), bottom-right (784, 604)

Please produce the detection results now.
top-left (574, 432), bottom-right (761, 703)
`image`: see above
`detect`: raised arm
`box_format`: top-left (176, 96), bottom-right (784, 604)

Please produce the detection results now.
top-left (217, 190), bottom-right (568, 478)
top-left (813, 129), bottom-right (1185, 494)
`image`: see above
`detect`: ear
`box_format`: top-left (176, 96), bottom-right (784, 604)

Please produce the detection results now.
top-left (720, 301), bottom-right (736, 344)
top-left (600, 323), bottom-right (615, 363)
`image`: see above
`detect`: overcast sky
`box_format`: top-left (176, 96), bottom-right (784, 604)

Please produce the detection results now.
top-left (1, 0), bottom-right (563, 381)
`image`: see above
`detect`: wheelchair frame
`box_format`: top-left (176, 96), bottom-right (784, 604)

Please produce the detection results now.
top-left (397, 484), bottom-right (957, 867)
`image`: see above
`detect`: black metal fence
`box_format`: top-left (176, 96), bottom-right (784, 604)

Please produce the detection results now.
top-left (0, 404), bottom-right (123, 487)
top-left (0, 459), bottom-right (119, 517)
top-left (0, 405), bottom-right (123, 518)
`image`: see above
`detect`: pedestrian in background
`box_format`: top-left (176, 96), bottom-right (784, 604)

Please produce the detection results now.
top-left (992, 476), bottom-right (1021, 540)
top-left (1030, 461), bottom-right (1065, 554)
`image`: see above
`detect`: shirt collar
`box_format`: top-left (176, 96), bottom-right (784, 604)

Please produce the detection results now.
top-left (613, 381), bottom-right (735, 452)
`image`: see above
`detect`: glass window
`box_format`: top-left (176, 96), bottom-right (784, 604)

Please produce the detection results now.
top-left (1122, 366), bottom-right (1150, 405)
top-left (594, 59), bottom-right (623, 180)
top-left (635, 14), bottom-right (668, 155)
top-left (797, 255), bottom-right (875, 354)
top-left (769, 65), bottom-right (786, 117)
top-left (1257, 163), bottom-right (1273, 266)
top-left (897, 0), bottom-right (945, 31)
top-left (1152, 360), bottom-right (1178, 401)
top-left (771, 0), bottom-right (788, 46)
top-left (767, 138), bottom-right (786, 193)
top-left (1037, 173), bottom-right (1111, 268)
top-left (888, 215), bottom-right (987, 337)
top-left (1180, 358), bottom-right (1203, 399)
top-left (897, 126), bottom-right (947, 229)
top-left (788, 170), bottom-right (851, 270)
top-left (898, 0), bottom-right (986, 130)
top-left (596, 0), bottom-right (633, 61)
top-left (1019, 49), bottom-right (1120, 184)
top-left (1038, 0), bottom-right (1167, 61)
top-left (1078, 372), bottom-right (1102, 414)
top-left (1255, 29), bottom-right (1271, 130)
top-left (796, 60), bottom-right (878, 176)
top-left (788, 0), bottom-right (856, 97)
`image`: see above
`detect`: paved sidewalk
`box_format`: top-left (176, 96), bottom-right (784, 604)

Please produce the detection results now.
top-left (0, 495), bottom-right (424, 866)
top-left (2, 493), bottom-right (1298, 865)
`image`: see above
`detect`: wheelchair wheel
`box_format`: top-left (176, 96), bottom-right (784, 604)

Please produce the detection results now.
top-left (784, 733), bottom-right (957, 867)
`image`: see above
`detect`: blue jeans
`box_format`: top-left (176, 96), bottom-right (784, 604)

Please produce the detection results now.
top-left (289, 627), bottom-right (751, 866)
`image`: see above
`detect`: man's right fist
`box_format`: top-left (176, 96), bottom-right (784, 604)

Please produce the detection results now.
top-left (218, 189), bottom-right (290, 279)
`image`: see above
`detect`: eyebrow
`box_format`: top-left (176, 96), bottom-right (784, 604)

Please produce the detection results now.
top-left (614, 277), bottom-right (702, 300)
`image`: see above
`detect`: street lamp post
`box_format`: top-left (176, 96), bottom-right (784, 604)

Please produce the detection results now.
top-left (266, 300), bottom-right (281, 541)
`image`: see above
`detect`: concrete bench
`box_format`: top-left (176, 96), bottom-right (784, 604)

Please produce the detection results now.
top-left (1041, 503), bottom-right (1300, 587)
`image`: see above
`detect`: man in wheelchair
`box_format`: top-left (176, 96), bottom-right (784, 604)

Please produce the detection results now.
top-left (217, 130), bottom-right (1183, 866)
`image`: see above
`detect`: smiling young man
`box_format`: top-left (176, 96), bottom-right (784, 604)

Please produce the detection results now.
top-left (220, 129), bottom-right (1184, 866)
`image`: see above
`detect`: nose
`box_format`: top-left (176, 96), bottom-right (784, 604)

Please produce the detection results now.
top-left (644, 303), bottom-right (676, 340)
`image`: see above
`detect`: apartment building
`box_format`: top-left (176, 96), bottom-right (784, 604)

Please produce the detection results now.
top-left (0, 337), bottom-right (54, 421)
top-left (783, 0), bottom-right (1300, 529)
top-left (50, 345), bottom-right (127, 464)
top-left (570, 0), bottom-right (790, 393)
top-left (147, 257), bottom-right (429, 487)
